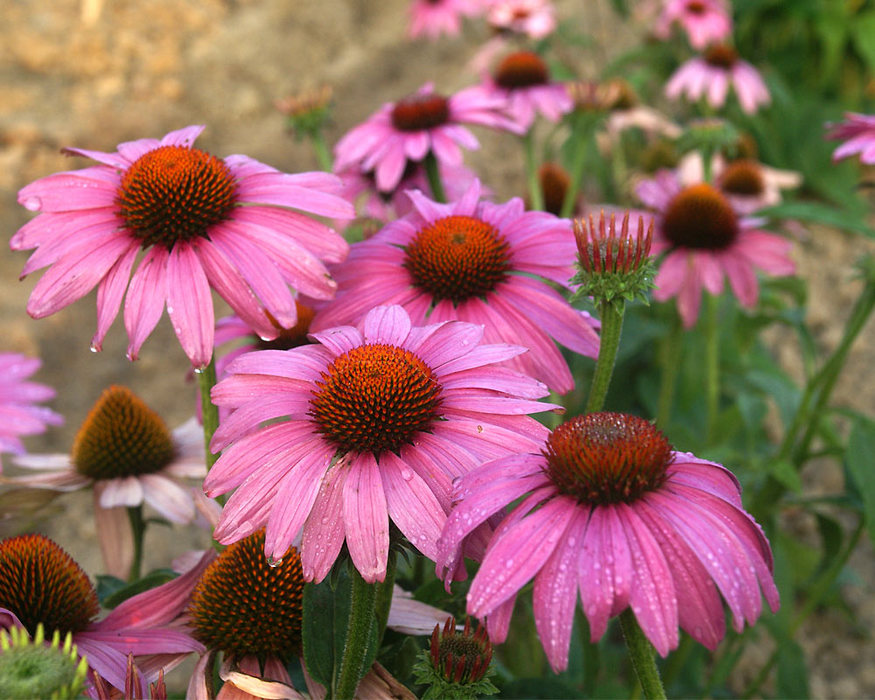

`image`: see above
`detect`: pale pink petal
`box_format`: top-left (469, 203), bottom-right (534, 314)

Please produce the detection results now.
top-left (93, 486), bottom-right (133, 579)
top-left (139, 473), bottom-right (195, 523)
top-left (98, 476), bottom-right (144, 508)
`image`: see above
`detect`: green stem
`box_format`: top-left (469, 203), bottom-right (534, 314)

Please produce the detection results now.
top-left (196, 357), bottom-right (220, 472)
top-left (656, 314), bottom-right (682, 429)
top-left (700, 145), bottom-right (715, 184)
top-left (423, 151), bottom-right (446, 203)
top-left (703, 293), bottom-right (720, 444)
top-left (585, 299), bottom-right (625, 413)
top-left (126, 505), bottom-right (145, 582)
top-left (523, 131), bottom-right (544, 211)
top-left (310, 129), bottom-right (334, 172)
top-left (334, 566), bottom-right (379, 700)
top-left (576, 608), bottom-right (599, 697)
top-left (619, 609), bottom-right (666, 700)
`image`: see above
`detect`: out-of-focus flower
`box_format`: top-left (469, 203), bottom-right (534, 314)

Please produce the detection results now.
top-left (312, 181), bottom-right (600, 393)
top-left (408, 0), bottom-right (480, 40)
top-left (826, 112), bottom-right (875, 165)
top-left (334, 83), bottom-right (521, 193)
top-left (0, 353), bottom-right (62, 473)
top-left (0, 534), bottom-right (202, 691)
top-left (91, 654), bottom-right (167, 700)
top-left (437, 412), bottom-right (780, 672)
top-left (636, 169), bottom-right (795, 327)
top-left (654, 0), bottom-right (732, 50)
top-left (12, 126), bottom-right (352, 368)
top-left (666, 45), bottom-right (770, 115)
top-left (485, 0), bottom-right (556, 39)
top-left (537, 162), bottom-right (579, 216)
top-left (2, 386), bottom-right (205, 578)
top-left (205, 305), bottom-right (557, 582)
top-left (276, 85), bottom-right (334, 141)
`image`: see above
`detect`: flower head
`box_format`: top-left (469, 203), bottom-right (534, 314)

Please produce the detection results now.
top-left (414, 616), bottom-right (498, 699)
top-left (2, 386), bottom-right (205, 578)
top-left (312, 182), bottom-right (600, 393)
top-left (0, 534), bottom-right (201, 691)
top-left (636, 169), bottom-right (794, 327)
top-left (654, 0), bottom-right (732, 50)
top-left (0, 353), bottom-right (62, 473)
top-left (205, 305), bottom-right (557, 582)
top-left (826, 112), bottom-right (875, 165)
top-left (12, 126), bottom-right (353, 368)
top-left (437, 412), bottom-right (780, 672)
top-left (666, 45), bottom-right (770, 115)
top-left (276, 85), bottom-right (334, 141)
top-left (334, 83), bottom-right (520, 193)
top-left (485, 0), bottom-right (556, 39)
top-left (0, 623), bottom-right (87, 699)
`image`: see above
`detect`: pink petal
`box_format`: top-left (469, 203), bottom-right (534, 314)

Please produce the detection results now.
top-left (342, 452), bottom-right (390, 583)
top-left (92, 245), bottom-right (138, 351)
top-left (166, 244), bottom-right (215, 369)
top-left (362, 305), bottom-right (412, 346)
top-left (93, 487), bottom-right (133, 580)
top-left (301, 461), bottom-right (347, 583)
top-left (140, 473), bottom-right (195, 524)
top-left (124, 247), bottom-right (169, 361)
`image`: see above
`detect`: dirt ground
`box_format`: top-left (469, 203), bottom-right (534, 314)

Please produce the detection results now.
top-left (1, 0), bottom-right (874, 696)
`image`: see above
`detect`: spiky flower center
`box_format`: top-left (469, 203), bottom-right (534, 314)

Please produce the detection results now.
top-left (686, 0), bottom-right (707, 14)
top-left (661, 183), bottom-right (739, 250)
top-left (391, 93), bottom-right (451, 132)
top-left (430, 617), bottom-right (493, 685)
top-left (538, 162), bottom-right (572, 216)
top-left (309, 344), bottom-right (442, 454)
top-left (704, 44), bottom-right (739, 69)
top-left (404, 215), bottom-right (512, 304)
top-left (0, 535), bottom-right (98, 638)
top-left (494, 51), bottom-right (549, 89)
top-left (72, 386), bottom-right (176, 480)
top-left (543, 413), bottom-right (673, 504)
top-left (255, 305), bottom-right (316, 351)
top-left (117, 145), bottom-right (237, 249)
top-left (719, 160), bottom-right (765, 196)
top-left (188, 531), bottom-right (304, 662)
top-left (0, 624), bottom-right (86, 700)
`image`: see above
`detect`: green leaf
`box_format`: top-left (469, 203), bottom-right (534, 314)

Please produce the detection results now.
top-left (851, 12), bottom-right (875, 74)
top-left (758, 200), bottom-right (875, 238)
top-left (99, 569), bottom-right (177, 609)
top-left (302, 578), bottom-right (337, 688)
top-left (776, 639), bottom-right (810, 699)
top-left (769, 459), bottom-right (803, 493)
top-left (846, 417), bottom-right (875, 546)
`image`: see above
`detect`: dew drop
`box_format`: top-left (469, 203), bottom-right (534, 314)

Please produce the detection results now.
top-left (400, 469), bottom-right (414, 482)
top-left (268, 556), bottom-right (283, 568)
top-left (89, 344), bottom-right (99, 353)
top-left (193, 366), bottom-right (204, 374)
top-left (22, 196), bottom-right (42, 211)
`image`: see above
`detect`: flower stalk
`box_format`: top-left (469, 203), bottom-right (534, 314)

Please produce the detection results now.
top-left (424, 151), bottom-right (447, 203)
top-left (620, 609), bottom-right (667, 700)
top-left (196, 356), bottom-right (220, 472)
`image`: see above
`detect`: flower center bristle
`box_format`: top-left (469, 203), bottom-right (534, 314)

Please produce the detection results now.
top-left (704, 44), bottom-right (739, 69)
top-left (309, 344), bottom-right (442, 454)
top-left (494, 51), bottom-right (549, 89)
top-left (117, 145), bottom-right (237, 249)
top-left (543, 413), bottom-right (673, 504)
top-left (719, 160), bottom-right (765, 196)
top-left (72, 386), bottom-right (176, 480)
top-left (391, 93), bottom-right (451, 132)
top-left (431, 616), bottom-right (493, 685)
top-left (188, 531), bottom-right (304, 662)
top-left (686, 0), bottom-right (707, 14)
top-left (404, 215), bottom-right (511, 303)
top-left (0, 535), bottom-right (98, 638)
top-left (661, 183), bottom-right (739, 250)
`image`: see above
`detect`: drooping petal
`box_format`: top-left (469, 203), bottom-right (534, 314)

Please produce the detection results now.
top-left (342, 452), bottom-right (390, 583)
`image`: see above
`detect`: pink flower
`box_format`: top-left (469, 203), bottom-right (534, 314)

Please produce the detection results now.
top-left (636, 170), bottom-right (794, 327)
top-left (12, 125), bottom-right (353, 369)
top-left (0, 533), bottom-right (203, 691)
top-left (2, 386), bottom-right (205, 579)
top-left (485, 0), bottom-right (556, 38)
top-left (654, 0), bottom-right (732, 50)
top-left (312, 181), bottom-right (600, 393)
top-left (205, 305), bottom-right (556, 583)
top-left (408, 0), bottom-right (479, 40)
top-left (437, 413), bottom-right (780, 672)
top-left (334, 84), bottom-right (521, 193)
top-left (827, 112), bottom-right (875, 165)
top-left (472, 50), bottom-right (572, 131)
top-left (0, 353), bottom-right (62, 472)
top-left (666, 45), bottom-right (770, 115)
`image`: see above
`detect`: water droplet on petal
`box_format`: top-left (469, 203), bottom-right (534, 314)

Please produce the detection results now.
top-left (193, 366), bottom-right (204, 374)
top-left (268, 556), bottom-right (282, 568)
top-left (22, 196), bottom-right (42, 211)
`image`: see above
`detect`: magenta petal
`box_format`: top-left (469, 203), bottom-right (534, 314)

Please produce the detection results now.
top-left (301, 461), bottom-right (347, 583)
top-left (342, 452), bottom-right (390, 583)
top-left (166, 244), bottom-right (214, 368)
top-left (124, 247), bottom-right (169, 361)
top-left (92, 245), bottom-right (138, 351)
top-left (380, 452), bottom-right (445, 560)
top-left (18, 172), bottom-right (117, 212)
top-left (362, 305), bottom-right (412, 346)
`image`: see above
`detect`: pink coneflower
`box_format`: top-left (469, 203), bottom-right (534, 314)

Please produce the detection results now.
top-left (312, 182), bottom-right (600, 393)
top-left (12, 125), bottom-right (352, 369)
top-left (437, 412), bottom-right (780, 672)
top-left (0, 533), bottom-right (202, 691)
top-left (485, 0), bottom-right (556, 38)
top-left (666, 45), bottom-right (770, 115)
top-left (826, 112), bottom-right (875, 164)
top-left (654, 0), bottom-right (732, 50)
top-left (205, 304), bottom-right (556, 583)
top-left (2, 386), bottom-right (205, 579)
top-left (408, 0), bottom-right (478, 40)
top-left (473, 50), bottom-right (572, 131)
top-left (0, 353), bottom-right (62, 473)
top-left (334, 84), bottom-right (521, 194)
top-left (636, 169), bottom-right (794, 327)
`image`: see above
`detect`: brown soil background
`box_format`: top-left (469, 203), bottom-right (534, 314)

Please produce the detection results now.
top-left (1, 0), bottom-right (874, 696)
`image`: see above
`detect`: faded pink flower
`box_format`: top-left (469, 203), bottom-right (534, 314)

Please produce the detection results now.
top-left (334, 83), bottom-right (521, 193)
top-left (0, 533), bottom-right (203, 691)
top-left (437, 412), bottom-right (780, 672)
top-left (408, 0), bottom-right (479, 40)
top-left (312, 181), bottom-right (600, 393)
top-left (485, 0), bottom-right (556, 38)
top-left (205, 305), bottom-right (556, 583)
top-left (654, 0), bottom-right (732, 50)
top-left (827, 112), bottom-right (875, 165)
top-left (2, 386), bottom-right (205, 579)
top-left (0, 353), bottom-right (62, 472)
top-left (636, 169), bottom-right (795, 327)
top-left (666, 45), bottom-right (770, 115)
top-left (12, 125), bottom-right (352, 369)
